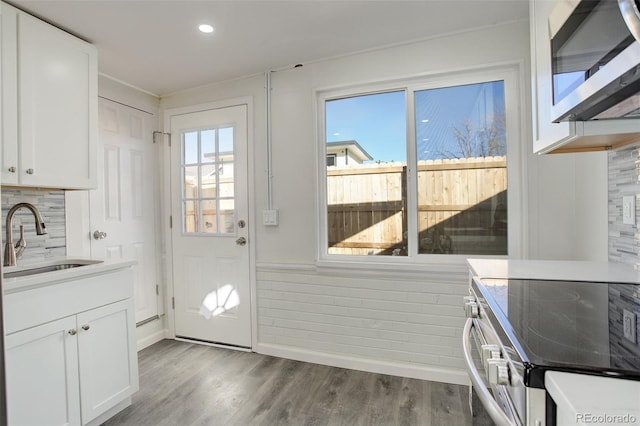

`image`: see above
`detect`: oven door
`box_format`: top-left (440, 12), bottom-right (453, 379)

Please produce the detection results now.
top-left (463, 318), bottom-right (521, 426)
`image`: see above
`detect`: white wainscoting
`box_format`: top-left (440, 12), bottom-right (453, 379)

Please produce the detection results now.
top-left (254, 262), bottom-right (470, 386)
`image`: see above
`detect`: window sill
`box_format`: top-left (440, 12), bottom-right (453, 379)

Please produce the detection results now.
top-left (315, 254), bottom-right (508, 281)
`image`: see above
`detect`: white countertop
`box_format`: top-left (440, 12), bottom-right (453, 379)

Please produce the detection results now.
top-left (546, 371), bottom-right (640, 426)
top-left (2, 257), bottom-right (137, 293)
top-left (467, 258), bottom-right (640, 284)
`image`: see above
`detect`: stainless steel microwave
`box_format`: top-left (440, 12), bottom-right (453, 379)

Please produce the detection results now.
top-left (550, 0), bottom-right (640, 122)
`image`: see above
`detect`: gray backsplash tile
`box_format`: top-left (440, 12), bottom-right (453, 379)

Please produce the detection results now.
top-left (608, 143), bottom-right (640, 366)
top-left (608, 144), bottom-right (640, 267)
top-left (1, 188), bottom-right (66, 262)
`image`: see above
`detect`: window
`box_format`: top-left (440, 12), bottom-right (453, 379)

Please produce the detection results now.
top-left (325, 91), bottom-right (407, 256)
top-left (319, 68), bottom-right (521, 260)
top-left (326, 154), bottom-right (337, 167)
top-left (181, 127), bottom-right (235, 234)
top-left (415, 81), bottom-right (507, 255)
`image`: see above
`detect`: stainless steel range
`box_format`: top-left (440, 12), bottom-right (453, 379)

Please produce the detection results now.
top-left (463, 260), bottom-right (640, 426)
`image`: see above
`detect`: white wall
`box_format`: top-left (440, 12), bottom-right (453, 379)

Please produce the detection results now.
top-left (160, 20), bottom-right (608, 384)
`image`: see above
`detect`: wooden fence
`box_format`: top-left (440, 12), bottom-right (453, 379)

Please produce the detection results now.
top-left (327, 156), bottom-right (507, 255)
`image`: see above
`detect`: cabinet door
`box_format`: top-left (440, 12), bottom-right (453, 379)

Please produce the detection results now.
top-left (0, 2), bottom-right (18, 185)
top-left (17, 11), bottom-right (97, 189)
top-left (5, 316), bottom-right (81, 426)
top-left (77, 299), bottom-right (139, 425)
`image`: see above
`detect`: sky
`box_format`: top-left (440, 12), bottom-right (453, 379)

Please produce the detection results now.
top-left (325, 91), bottom-right (406, 162)
top-left (325, 81), bottom-right (506, 162)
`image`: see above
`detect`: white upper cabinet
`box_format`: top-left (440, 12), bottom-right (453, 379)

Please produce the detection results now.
top-left (1, 2), bottom-right (97, 188)
top-left (530, 0), bottom-right (640, 154)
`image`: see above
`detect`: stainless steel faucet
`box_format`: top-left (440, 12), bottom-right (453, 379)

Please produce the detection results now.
top-left (4, 202), bottom-right (48, 267)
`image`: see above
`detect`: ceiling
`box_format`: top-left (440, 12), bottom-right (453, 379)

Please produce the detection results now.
top-left (9, 0), bottom-right (529, 97)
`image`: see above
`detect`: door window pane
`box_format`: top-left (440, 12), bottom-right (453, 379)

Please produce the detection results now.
top-left (201, 130), bottom-right (216, 162)
top-left (184, 132), bottom-right (198, 164)
top-left (201, 199), bottom-right (218, 233)
top-left (325, 91), bottom-right (407, 256)
top-left (184, 200), bottom-right (197, 233)
top-left (414, 81), bottom-right (507, 255)
top-left (184, 166), bottom-right (198, 199)
top-left (181, 127), bottom-right (236, 234)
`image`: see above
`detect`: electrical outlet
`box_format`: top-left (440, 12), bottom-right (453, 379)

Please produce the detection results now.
top-left (623, 196), bottom-right (636, 225)
top-left (623, 309), bottom-right (636, 343)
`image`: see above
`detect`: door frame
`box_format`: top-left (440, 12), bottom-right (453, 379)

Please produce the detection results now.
top-left (162, 97), bottom-right (257, 348)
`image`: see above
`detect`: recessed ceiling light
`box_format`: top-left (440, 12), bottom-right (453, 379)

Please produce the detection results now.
top-left (199, 24), bottom-right (214, 34)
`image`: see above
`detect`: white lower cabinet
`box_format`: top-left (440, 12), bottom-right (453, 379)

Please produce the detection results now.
top-left (77, 299), bottom-right (138, 424)
top-left (6, 316), bottom-right (81, 426)
top-left (4, 265), bottom-right (138, 426)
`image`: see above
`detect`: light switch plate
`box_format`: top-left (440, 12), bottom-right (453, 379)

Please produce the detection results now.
top-left (263, 209), bottom-right (279, 226)
top-left (623, 196), bottom-right (636, 225)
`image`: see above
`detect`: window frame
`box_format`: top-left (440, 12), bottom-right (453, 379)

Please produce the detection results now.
top-left (315, 65), bottom-right (525, 268)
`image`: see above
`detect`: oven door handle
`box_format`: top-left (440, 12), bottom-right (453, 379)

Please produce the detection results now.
top-left (462, 318), bottom-right (516, 426)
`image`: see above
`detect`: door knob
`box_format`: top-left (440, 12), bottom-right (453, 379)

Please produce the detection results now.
top-left (93, 230), bottom-right (107, 240)
top-left (236, 237), bottom-right (247, 246)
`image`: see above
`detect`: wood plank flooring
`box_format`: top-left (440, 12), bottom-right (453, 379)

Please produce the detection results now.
top-left (103, 339), bottom-right (481, 426)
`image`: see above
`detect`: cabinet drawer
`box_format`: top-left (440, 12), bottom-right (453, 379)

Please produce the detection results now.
top-left (5, 267), bottom-right (134, 334)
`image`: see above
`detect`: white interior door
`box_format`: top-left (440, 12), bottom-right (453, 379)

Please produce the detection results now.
top-left (169, 104), bottom-right (251, 348)
top-left (90, 98), bottom-right (159, 324)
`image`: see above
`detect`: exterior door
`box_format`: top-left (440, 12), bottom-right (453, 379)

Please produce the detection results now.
top-left (169, 104), bottom-right (251, 348)
top-left (90, 98), bottom-right (159, 324)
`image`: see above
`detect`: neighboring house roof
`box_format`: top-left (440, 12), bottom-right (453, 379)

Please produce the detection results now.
top-left (326, 140), bottom-right (373, 162)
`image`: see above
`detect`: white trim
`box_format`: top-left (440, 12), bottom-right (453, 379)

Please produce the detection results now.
top-left (255, 342), bottom-right (469, 386)
top-left (136, 329), bottom-right (165, 352)
top-left (162, 97), bottom-right (257, 350)
top-left (99, 72), bottom-right (160, 99)
top-left (315, 61), bottom-right (527, 266)
top-left (256, 261), bottom-right (317, 273)
top-left (135, 317), bottom-right (166, 351)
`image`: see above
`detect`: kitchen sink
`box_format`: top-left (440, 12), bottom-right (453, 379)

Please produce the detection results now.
top-left (3, 259), bottom-right (103, 279)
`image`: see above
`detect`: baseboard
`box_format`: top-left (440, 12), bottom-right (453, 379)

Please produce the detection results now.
top-left (254, 342), bottom-right (470, 386)
top-left (136, 317), bottom-right (167, 351)
top-left (137, 329), bottom-right (165, 351)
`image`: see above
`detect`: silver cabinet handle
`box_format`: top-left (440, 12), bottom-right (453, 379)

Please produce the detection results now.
top-left (93, 230), bottom-right (107, 240)
top-left (236, 237), bottom-right (247, 246)
top-left (81, 324), bottom-right (90, 331)
top-left (619, 0), bottom-right (640, 43)
top-left (8, 167), bottom-right (15, 173)
top-left (462, 319), bottom-right (516, 426)
top-left (68, 329), bottom-right (77, 336)
top-left (25, 168), bottom-right (34, 175)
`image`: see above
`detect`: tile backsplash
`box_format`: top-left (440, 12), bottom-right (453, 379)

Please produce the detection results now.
top-left (1, 189), bottom-right (66, 263)
top-left (608, 143), bottom-right (640, 267)
top-left (608, 143), bottom-right (640, 368)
